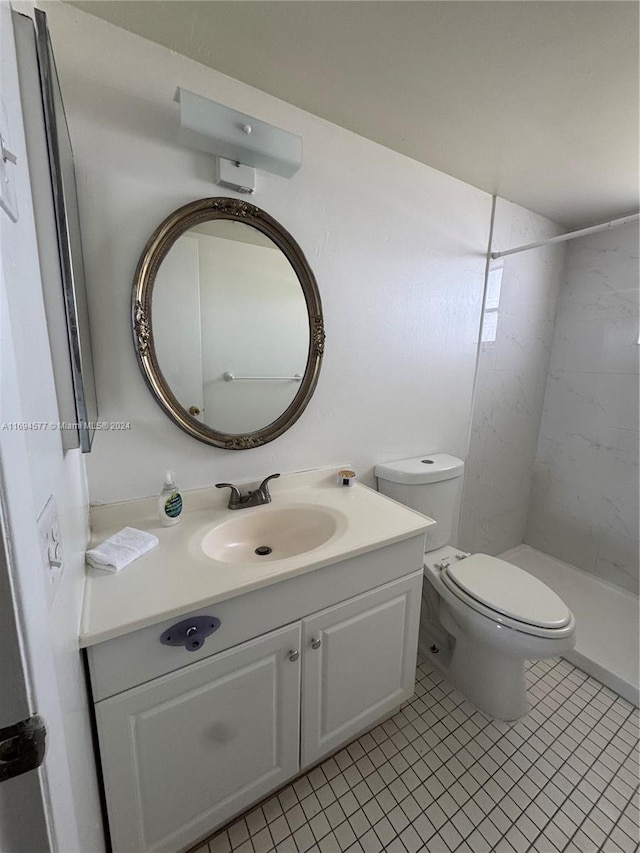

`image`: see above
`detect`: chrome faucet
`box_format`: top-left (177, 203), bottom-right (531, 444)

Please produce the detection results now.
top-left (215, 473), bottom-right (281, 510)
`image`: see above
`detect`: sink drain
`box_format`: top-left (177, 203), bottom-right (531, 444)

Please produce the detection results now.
top-left (255, 545), bottom-right (273, 556)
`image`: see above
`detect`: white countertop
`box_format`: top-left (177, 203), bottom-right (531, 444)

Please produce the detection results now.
top-left (81, 468), bottom-right (434, 647)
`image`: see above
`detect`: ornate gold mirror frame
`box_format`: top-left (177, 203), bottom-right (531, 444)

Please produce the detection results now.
top-left (132, 197), bottom-right (325, 449)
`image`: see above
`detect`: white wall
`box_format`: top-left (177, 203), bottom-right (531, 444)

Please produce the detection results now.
top-left (1, 5), bottom-right (103, 850)
top-left (459, 199), bottom-right (566, 555)
top-left (44, 3), bottom-right (491, 505)
top-left (526, 222), bottom-right (640, 593)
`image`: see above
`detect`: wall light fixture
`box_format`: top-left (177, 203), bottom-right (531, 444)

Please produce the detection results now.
top-left (174, 87), bottom-right (302, 194)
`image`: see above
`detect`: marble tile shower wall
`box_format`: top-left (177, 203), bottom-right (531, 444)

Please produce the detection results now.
top-left (459, 199), bottom-right (566, 556)
top-left (526, 222), bottom-right (640, 594)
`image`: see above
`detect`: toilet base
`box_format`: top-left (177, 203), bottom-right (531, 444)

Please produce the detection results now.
top-left (422, 629), bottom-right (529, 721)
top-left (419, 576), bottom-right (531, 720)
top-left (447, 634), bottom-right (529, 720)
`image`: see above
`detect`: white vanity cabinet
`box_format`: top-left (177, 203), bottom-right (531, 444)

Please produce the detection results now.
top-left (87, 538), bottom-right (425, 853)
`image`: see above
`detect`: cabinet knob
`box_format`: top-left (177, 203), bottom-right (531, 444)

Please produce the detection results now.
top-left (311, 638), bottom-right (322, 650)
top-left (288, 650), bottom-right (299, 662)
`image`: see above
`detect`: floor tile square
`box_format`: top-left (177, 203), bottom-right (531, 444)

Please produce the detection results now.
top-left (250, 827), bottom-right (273, 853)
top-left (387, 804), bottom-right (410, 834)
top-left (310, 811), bottom-right (332, 842)
top-left (372, 816), bottom-right (396, 847)
top-left (316, 784), bottom-right (337, 810)
top-left (285, 803), bottom-right (307, 833)
top-left (228, 819), bottom-right (249, 848)
top-left (245, 808), bottom-right (267, 836)
top-left (442, 819), bottom-right (466, 850)
top-left (294, 777), bottom-right (314, 802)
top-left (301, 793), bottom-right (323, 821)
top-left (347, 809), bottom-right (371, 840)
top-left (399, 794), bottom-right (421, 823)
top-left (333, 820), bottom-right (356, 850)
top-left (358, 828), bottom-right (382, 853)
top-left (293, 823), bottom-right (317, 852)
top-left (398, 824), bottom-right (422, 853)
top-left (324, 802), bottom-right (346, 830)
top-left (268, 815), bottom-right (290, 846)
top-left (466, 828), bottom-right (492, 852)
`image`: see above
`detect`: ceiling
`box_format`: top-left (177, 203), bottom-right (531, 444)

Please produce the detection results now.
top-left (67, 1), bottom-right (639, 228)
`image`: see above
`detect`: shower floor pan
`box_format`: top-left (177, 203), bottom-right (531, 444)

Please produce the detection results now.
top-left (500, 544), bottom-right (639, 707)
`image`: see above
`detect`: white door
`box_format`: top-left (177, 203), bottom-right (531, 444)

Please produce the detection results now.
top-left (0, 273), bottom-right (52, 851)
top-left (95, 623), bottom-right (302, 853)
top-left (1, 11), bottom-right (102, 851)
top-left (0, 496), bottom-right (50, 853)
top-left (1, 8), bottom-right (74, 839)
top-left (301, 571), bottom-right (422, 768)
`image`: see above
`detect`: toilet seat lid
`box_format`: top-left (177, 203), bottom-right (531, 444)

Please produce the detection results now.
top-left (444, 554), bottom-right (571, 629)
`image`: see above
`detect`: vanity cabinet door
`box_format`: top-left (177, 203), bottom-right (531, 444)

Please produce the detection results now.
top-left (95, 623), bottom-right (301, 853)
top-left (301, 570), bottom-right (422, 768)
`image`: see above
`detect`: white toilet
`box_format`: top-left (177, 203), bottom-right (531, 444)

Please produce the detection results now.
top-left (375, 454), bottom-right (576, 721)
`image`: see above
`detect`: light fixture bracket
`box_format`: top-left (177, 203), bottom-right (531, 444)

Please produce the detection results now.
top-left (215, 157), bottom-right (256, 194)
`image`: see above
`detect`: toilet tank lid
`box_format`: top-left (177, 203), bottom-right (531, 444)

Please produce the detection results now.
top-left (375, 454), bottom-right (465, 485)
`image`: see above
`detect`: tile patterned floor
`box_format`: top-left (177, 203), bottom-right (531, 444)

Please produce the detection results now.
top-left (192, 657), bottom-right (639, 853)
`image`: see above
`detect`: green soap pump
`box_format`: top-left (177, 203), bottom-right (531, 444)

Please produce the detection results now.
top-left (158, 471), bottom-right (183, 527)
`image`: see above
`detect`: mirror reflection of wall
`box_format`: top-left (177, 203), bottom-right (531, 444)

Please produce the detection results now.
top-left (153, 220), bottom-right (309, 434)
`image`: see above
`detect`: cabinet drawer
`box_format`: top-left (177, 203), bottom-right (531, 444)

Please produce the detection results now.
top-left (87, 535), bottom-right (425, 700)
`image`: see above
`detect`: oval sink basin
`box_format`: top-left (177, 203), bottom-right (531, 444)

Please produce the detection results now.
top-left (201, 505), bottom-right (346, 563)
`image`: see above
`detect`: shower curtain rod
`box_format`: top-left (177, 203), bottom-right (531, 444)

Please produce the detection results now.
top-left (490, 212), bottom-right (640, 260)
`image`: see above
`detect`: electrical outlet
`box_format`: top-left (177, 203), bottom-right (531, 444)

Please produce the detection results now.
top-left (38, 496), bottom-right (64, 607)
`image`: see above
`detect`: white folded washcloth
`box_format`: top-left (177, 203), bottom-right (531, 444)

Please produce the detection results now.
top-left (86, 527), bottom-right (159, 573)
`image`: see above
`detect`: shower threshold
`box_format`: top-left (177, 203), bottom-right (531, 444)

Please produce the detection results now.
top-left (499, 544), bottom-right (639, 707)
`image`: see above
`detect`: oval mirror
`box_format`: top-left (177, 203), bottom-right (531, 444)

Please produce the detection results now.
top-left (132, 198), bottom-right (325, 449)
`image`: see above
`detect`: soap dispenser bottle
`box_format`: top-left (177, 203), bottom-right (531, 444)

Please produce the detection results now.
top-left (158, 471), bottom-right (183, 527)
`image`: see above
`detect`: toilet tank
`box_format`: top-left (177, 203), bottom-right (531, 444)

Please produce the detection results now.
top-left (375, 454), bottom-right (465, 551)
